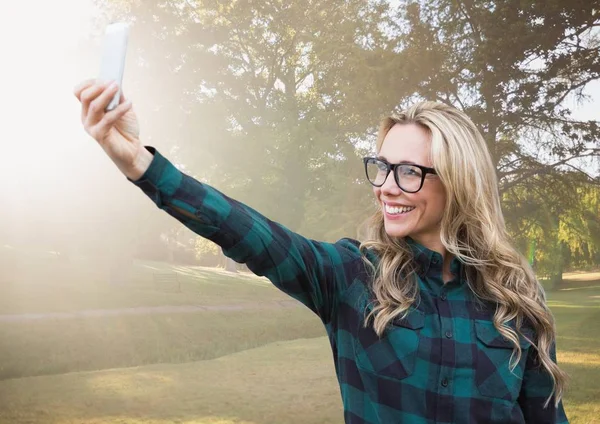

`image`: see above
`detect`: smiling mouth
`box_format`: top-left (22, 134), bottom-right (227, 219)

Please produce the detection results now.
top-left (384, 204), bottom-right (416, 215)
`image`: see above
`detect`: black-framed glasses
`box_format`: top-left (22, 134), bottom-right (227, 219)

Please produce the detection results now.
top-left (362, 157), bottom-right (437, 193)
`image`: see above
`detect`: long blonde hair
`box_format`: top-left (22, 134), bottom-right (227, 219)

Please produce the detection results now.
top-left (357, 101), bottom-right (567, 406)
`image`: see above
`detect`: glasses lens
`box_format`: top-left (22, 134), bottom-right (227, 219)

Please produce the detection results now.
top-left (396, 165), bottom-right (422, 192)
top-left (365, 159), bottom-right (388, 186)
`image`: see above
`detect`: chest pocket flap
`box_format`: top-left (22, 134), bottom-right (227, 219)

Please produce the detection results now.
top-left (475, 321), bottom-right (532, 349)
top-left (392, 308), bottom-right (425, 330)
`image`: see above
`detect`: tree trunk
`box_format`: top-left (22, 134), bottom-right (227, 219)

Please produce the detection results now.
top-left (225, 256), bottom-right (238, 273)
top-left (549, 242), bottom-right (566, 291)
top-left (218, 248), bottom-right (238, 273)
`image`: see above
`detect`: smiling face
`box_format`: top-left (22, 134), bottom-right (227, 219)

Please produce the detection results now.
top-left (373, 123), bottom-right (447, 247)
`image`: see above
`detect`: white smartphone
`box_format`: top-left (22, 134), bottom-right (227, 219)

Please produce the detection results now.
top-left (98, 22), bottom-right (130, 112)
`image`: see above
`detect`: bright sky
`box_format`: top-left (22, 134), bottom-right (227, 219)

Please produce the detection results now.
top-left (0, 0), bottom-right (111, 234)
top-left (0, 1), bottom-right (598, 237)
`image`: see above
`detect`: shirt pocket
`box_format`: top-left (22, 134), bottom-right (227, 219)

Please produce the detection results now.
top-left (353, 308), bottom-right (425, 381)
top-left (474, 320), bottom-right (532, 402)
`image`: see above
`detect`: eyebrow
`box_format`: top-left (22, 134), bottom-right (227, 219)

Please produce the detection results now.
top-left (376, 155), bottom-right (418, 165)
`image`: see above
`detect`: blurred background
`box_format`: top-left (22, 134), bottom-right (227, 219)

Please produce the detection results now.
top-left (0, 0), bottom-right (598, 423)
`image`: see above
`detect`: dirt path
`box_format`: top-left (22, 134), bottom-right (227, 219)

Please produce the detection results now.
top-left (0, 300), bottom-right (301, 322)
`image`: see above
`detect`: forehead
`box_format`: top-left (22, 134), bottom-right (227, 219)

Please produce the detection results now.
top-left (378, 123), bottom-right (432, 166)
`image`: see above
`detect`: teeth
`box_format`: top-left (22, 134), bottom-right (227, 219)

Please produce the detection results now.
top-left (385, 204), bottom-right (415, 214)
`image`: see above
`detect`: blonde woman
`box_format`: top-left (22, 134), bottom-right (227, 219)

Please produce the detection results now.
top-left (74, 79), bottom-right (569, 424)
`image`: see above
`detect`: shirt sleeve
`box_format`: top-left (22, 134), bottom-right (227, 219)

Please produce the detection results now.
top-left (126, 146), bottom-right (363, 325)
top-left (517, 340), bottom-right (569, 423)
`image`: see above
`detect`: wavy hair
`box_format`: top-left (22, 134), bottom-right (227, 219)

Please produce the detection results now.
top-left (357, 101), bottom-right (567, 406)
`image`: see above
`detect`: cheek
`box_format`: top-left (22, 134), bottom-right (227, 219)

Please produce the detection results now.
top-left (422, 187), bottom-right (447, 216)
top-left (373, 187), bottom-right (384, 202)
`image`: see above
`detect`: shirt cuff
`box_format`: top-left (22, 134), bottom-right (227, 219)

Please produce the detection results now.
top-left (125, 145), bottom-right (158, 183)
top-left (125, 145), bottom-right (183, 208)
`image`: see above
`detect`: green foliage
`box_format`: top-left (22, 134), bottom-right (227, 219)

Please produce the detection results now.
top-left (504, 177), bottom-right (599, 281)
top-left (90, 0), bottom-right (600, 270)
top-left (194, 236), bottom-right (220, 259)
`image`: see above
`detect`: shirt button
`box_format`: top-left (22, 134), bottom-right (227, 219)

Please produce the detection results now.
top-left (445, 331), bottom-right (453, 339)
top-left (432, 256), bottom-right (439, 264)
top-left (440, 292), bottom-right (447, 301)
top-left (441, 378), bottom-right (449, 387)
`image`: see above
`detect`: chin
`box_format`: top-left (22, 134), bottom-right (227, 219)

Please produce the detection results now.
top-left (384, 223), bottom-right (412, 238)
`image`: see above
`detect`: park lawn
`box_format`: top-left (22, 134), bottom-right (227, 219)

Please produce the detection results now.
top-left (0, 337), bottom-right (344, 424)
top-left (0, 307), bottom-right (326, 381)
top-left (0, 246), bottom-right (327, 381)
top-left (0, 288), bottom-right (598, 424)
top-left (0, 244), bottom-right (598, 423)
top-left (0, 245), bottom-right (284, 314)
top-left (545, 272), bottom-right (600, 424)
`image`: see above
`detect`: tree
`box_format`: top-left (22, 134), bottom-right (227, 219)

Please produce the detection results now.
top-left (93, 0), bottom-right (387, 228)
top-left (88, 0), bottom-right (599, 281)
top-left (503, 175), bottom-right (600, 288)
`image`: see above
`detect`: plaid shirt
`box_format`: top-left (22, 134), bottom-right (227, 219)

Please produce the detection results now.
top-left (127, 146), bottom-right (569, 424)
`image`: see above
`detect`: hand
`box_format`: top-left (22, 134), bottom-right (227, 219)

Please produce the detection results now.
top-left (74, 79), bottom-right (150, 180)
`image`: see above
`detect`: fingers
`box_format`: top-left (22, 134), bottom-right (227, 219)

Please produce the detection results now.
top-left (86, 82), bottom-right (120, 125)
top-left (76, 79), bottom-right (118, 123)
top-left (80, 83), bottom-right (107, 121)
top-left (91, 99), bottom-right (133, 144)
top-left (73, 78), bottom-right (97, 99)
top-left (75, 78), bottom-right (135, 144)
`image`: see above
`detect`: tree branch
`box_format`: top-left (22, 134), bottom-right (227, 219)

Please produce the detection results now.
top-left (499, 151), bottom-right (599, 192)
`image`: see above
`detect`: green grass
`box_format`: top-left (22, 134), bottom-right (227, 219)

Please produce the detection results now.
top-left (0, 245), bottom-right (285, 314)
top-left (0, 308), bottom-right (325, 381)
top-left (0, 246), bottom-right (337, 423)
top-left (0, 246), bottom-right (598, 423)
top-left (544, 272), bottom-right (600, 424)
top-left (0, 337), bottom-right (343, 424)
top-left (0, 246), bottom-right (327, 381)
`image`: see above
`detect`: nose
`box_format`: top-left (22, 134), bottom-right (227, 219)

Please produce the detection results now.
top-left (380, 169), bottom-right (402, 195)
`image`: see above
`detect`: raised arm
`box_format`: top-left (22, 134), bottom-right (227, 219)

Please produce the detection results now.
top-left (73, 78), bottom-right (364, 326)
top-left (126, 146), bottom-right (363, 325)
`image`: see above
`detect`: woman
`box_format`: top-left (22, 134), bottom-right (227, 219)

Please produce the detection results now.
top-left (73, 79), bottom-right (569, 424)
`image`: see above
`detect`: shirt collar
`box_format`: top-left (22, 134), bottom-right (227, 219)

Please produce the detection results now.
top-left (404, 236), bottom-right (463, 283)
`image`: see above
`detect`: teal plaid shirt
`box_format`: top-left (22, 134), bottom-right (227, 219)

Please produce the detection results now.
top-left (127, 146), bottom-right (569, 424)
